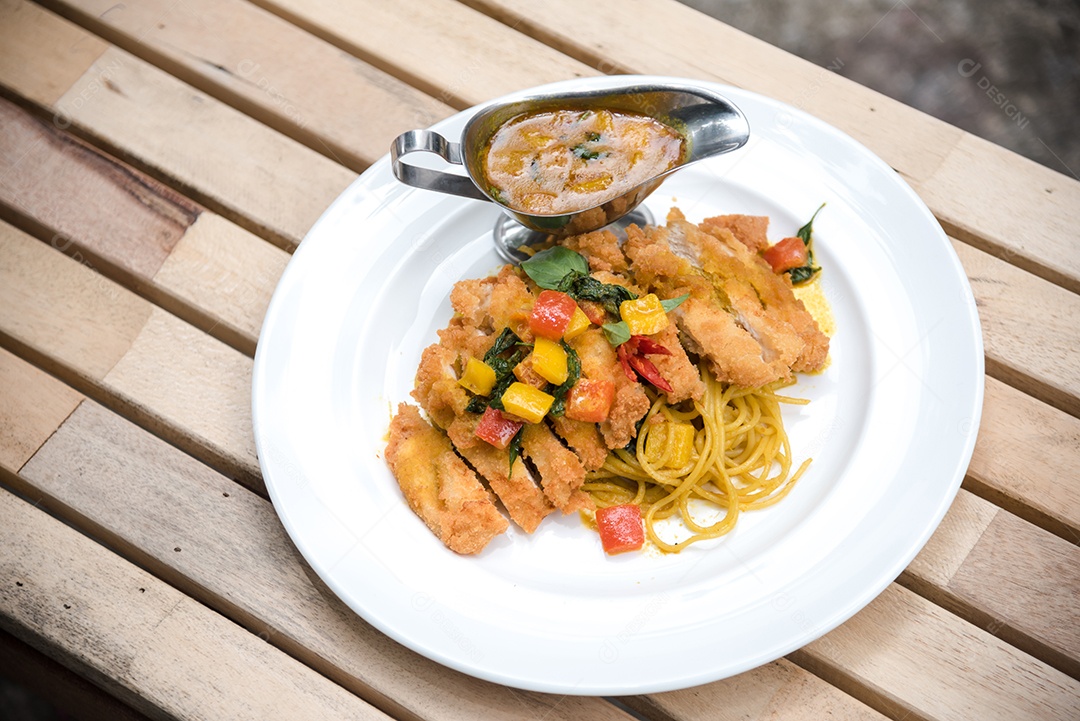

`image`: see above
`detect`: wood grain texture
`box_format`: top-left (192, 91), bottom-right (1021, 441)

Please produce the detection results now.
top-left (923, 133), bottom-right (1080, 295)
top-left (0, 0), bottom-right (354, 250)
top-left (0, 96), bottom-right (286, 356)
top-left (791, 584), bottom-right (1080, 721)
top-left (0, 487), bottom-right (392, 721)
top-left (905, 491), bottom-right (1080, 679)
top-left (0, 347), bottom-right (83, 471)
top-left (955, 240), bottom-right (1080, 418)
top-left (0, 221), bottom-right (152, 380)
top-left (153, 211), bottom-right (287, 347)
top-left (0, 95), bottom-right (198, 279)
top-left (248, 0), bottom-right (594, 108)
top-left (627, 658), bottom-right (887, 721)
top-left (950, 505), bottom-right (1080, 677)
top-left (14, 400), bottom-right (640, 721)
top-left (38, 0), bottom-right (456, 172)
top-left (0, 628), bottom-right (153, 721)
top-left (966, 377), bottom-right (1080, 544)
top-left (8, 370), bottom-right (1077, 720)
top-left (0, 220), bottom-right (260, 488)
top-left (0, 0), bottom-right (106, 106)
top-left (463, 0), bottom-right (1080, 295)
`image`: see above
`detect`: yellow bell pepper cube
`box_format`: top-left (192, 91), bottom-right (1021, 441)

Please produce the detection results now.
top-left (457, 357), bottom-right (496, 396)
top-left (500, 382), bottom-right (554, 424)
top-left (531, 337), bottom-right (569, 385)
top-left (562, 305), bottom-right (591, 340)
top-left (644, 420), bottom-right (696, 468)
top-left (620, 294), bottom-right (669, 336)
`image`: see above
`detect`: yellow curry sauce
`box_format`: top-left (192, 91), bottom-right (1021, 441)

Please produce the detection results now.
top-left (482, 109), bottom-right (685, 215)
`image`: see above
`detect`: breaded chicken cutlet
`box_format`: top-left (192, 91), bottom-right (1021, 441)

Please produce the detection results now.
top-left (385, 208), bottom-right (829, 554)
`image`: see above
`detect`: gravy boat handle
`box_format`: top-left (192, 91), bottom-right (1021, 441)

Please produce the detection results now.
top-left (391, 129), bottom-right (489, 202)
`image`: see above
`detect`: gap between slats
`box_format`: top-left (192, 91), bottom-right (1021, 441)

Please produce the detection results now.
top-left (4, 1), bottom-right (1078, 420)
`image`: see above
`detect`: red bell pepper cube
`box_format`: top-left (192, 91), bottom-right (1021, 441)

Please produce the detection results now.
top-left (474, 406), bottom-right (523, 450)
top-left (565, 378), bottom-right (616, 423)
top-left (596, 504), bottom-right (645, 554)
top-left (529, 290), bottom-right (578, 340)
top-left (762, 236), bottom-right (809, 273)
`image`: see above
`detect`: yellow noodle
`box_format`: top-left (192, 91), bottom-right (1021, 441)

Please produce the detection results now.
top-left (585, 363), bottom-right (811, 552)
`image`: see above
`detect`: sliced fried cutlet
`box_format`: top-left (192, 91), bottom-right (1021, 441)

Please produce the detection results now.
top-left (550, 415), bottom-right (608, 471)
top-left (628, 221), bottom-right (781, 387)
top-left (560, 228), bottom-right (630, 273)
top-left (456, 443), bottom-right (554, 533)
top-left (647, 323), bottom-right (705, 403)
top-left (412, 341), bottom-right (554, 533)
top-left (386, 404), bottom-right (508, 554)
top-left (450, 276), bottom-right (497, 330)
top-left (675, 297), bottom-right (781, 388)
top-left (697, 221), bottom-right (829, 372)
top-left (488, 266), bottom-right (536, 342)
top-left (521, 423), bottom-right (592, 513)
top-left (701, 213), bottom-right (770, 253)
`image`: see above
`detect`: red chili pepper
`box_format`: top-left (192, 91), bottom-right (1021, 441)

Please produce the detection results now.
top-left (616, 338), bottom-right (674, 393)
top-left (630, 335), bottom-right (672, 356)
top-left (616, 343), bottom-right (637, 382)
top-left (627, 353), bottom-right (674, 393)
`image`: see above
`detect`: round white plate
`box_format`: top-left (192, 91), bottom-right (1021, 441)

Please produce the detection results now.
top-left (252, 76), bottom-right (983, 695)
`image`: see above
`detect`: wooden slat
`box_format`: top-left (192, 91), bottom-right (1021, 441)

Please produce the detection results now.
top-left (248, 0), bottom-right (594, 109)
top-left (0, 220), bottom-right (260, 489)
top-left (4, 383), bottom-right (648, 721)
top-left (625, 658), bottom-right (887, 721)
top-left (6, 350), bottom-right (1078, 720)
top-left (37, 0), bottom-right (456, 172)
top-left (790, 583), bottom-right (1079, 721)
top-left (954, 240), bottom-right (1080, 418)
top-left (0, 95), bottom-right (287, 356)
top-left (0, 347), bottom-right (83, 471)
top-left (0, 628), bottom-right (153, 721)
top-left (965, 377), bottom-right (1080, 544)
top-left (0, 487), bottom-right (392, 721)
top-left (0, 0), bottom-right (354, 250)
top-left (6, 2), bottom-right (1078, 420)
top-left (903, 491), bottom-right (1080, 679)
top-left (462, 0), bottom-right (1080, 296)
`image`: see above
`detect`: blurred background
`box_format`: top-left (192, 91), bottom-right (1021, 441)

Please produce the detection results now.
top-left (679, 0), bottom-right (1080, 177)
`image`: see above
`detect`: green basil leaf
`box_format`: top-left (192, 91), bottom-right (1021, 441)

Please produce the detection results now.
top-left (787, 265), bottom-right (820, 285)
top-left (603, 321), bottom-right (631, 346)
top-left (659, 293), bottom-right (689, 313)
top-left (547, 343), bottom-right (582, 417)
top-left (796, 203), bottom-right (826, 246)
top-left (484, 328), bottom-right (521, 363)
top-left (521, 247), bottom-right (589, 290)
top-left (567, 275), bottom-right (636, 316)
top-left (508, 427), bottom-right (524, 475)
top-left (465, 395), bottom-right (488, 414)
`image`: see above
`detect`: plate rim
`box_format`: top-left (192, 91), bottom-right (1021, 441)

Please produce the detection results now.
top-left (252, 75), bottom-right (984, 694)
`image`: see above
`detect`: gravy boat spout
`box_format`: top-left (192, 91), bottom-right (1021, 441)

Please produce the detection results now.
top-left (391, 82), bottom-right (750, 249)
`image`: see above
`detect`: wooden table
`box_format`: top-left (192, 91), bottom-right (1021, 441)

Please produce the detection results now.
top-left (1, 1), bottom-right (1077, 719)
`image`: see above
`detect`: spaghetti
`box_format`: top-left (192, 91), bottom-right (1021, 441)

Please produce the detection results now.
top-left (582, 364), bottom-right (812, 552)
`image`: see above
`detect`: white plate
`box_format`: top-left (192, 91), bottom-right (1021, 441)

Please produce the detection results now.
top-left (252, 76), bottom-right (983, 695)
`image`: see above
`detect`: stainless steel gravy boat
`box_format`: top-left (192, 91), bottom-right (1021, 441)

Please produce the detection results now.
top-left (390, 82), bottom-right (750, 257)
